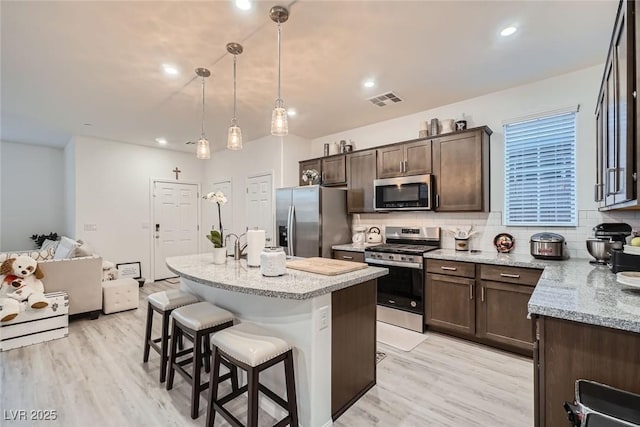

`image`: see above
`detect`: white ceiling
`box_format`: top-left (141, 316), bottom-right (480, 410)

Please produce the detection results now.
top-left (1, 0), bottom-right (616, 153)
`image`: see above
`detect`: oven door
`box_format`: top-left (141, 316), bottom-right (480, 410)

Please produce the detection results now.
top-left (371, 262), bottom-right (424, 314)
top-left (374, 174), bottom-right (432, 211)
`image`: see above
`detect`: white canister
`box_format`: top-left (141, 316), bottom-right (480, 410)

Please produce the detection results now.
top-left (328, 142), bottom-right (340, 155)
top-left (260, 247), bottom-right (287, 277)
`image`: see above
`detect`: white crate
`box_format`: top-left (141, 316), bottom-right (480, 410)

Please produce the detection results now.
top-left (0, 291), bottom-right (69, 351)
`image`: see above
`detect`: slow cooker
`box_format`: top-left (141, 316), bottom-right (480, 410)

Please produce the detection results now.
top-left (530, 232), bottom-right (567, 260)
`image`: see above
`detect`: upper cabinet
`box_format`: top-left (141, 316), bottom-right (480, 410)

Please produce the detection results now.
top-left (321, 155), bottom-right (347, 186)
top-left (377, 139), bottom-right (432, 178)
top-left (595, 0), bottom-right (637, 209)
top-left (346, 149), bottom-right (377, 213)
top-left (433, 128), bottom-right (491, 211)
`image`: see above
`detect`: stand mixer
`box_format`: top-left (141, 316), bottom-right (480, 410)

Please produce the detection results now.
top-left (586, 223), bottom-right (631, 264)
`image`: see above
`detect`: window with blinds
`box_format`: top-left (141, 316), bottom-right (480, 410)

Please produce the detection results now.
top-left (504, 111), bottom-right (577, 226)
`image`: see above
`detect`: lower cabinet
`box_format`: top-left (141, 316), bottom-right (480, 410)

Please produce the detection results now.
top-left (425, 273), bottom-right (475, 336)
top-left (476, 280), bottom-right (534, 351)
top-left (425, 260), bottom-right (542, 355)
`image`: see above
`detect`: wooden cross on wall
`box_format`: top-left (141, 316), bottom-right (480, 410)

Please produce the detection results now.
top-left (173, 167), bottom-right (181, 180)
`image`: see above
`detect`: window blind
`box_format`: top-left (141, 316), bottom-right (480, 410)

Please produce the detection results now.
top-left (504, 112), bottom-right (577, 226)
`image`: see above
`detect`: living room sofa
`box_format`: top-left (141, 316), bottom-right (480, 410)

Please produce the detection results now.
top-left (37, 256), bottom-right (103, 318)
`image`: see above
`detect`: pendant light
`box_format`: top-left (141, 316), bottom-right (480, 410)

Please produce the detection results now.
top-left (195, 67), bottom-right (211, 159)
top-left (269, 6), bottom-right (289, 136)
top-left (226, 42), bottom-right (244, 150)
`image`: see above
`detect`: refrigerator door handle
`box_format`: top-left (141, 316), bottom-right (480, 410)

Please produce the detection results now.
top-left (290, 205), bottom-right (296, 256)
top-left (286, 205), bottom-right (293, 256)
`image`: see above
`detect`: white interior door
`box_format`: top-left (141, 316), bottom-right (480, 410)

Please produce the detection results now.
top-left (246, 173), bottom-right (274, 246)
top-left (153, 181), bottom-right (199, 280)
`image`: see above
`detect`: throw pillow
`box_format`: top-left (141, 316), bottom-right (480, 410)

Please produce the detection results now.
top-left (41, 239), bottom-right (60, 252)
top-left (0, 248), bottom-right (56, 263)
top-left (73, 241), bottom-right (94, 258)
top-left (53, 236), bottom-right (79, 260)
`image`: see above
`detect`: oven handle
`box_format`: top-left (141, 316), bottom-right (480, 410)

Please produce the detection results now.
top-left (365, 258), bottom-right (423, 270)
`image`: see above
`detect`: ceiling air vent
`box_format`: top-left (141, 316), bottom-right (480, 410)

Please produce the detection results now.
top-left (367, 92), bottom-right (402, 107)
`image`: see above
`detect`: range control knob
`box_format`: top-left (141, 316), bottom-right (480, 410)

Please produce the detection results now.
top-left (411, 301), bottom-right (417, 308)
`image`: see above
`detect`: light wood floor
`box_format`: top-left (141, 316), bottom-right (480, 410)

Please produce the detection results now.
top-left (0, 281), bottom-right (533, 427)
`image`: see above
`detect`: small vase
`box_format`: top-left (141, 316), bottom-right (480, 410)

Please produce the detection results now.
top-left (212, 247), bottom-right (227, 264)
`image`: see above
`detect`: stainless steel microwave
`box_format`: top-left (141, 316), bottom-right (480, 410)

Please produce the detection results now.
top-left (374, 174), bottom-right (433, 211)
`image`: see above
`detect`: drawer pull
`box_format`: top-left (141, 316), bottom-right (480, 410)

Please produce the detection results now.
top-left (500, 273), bottom-right (520, 279)
top-left (342, 256), bottom-right (354, 260)
top-left (441, 266), bottom-right (457, 271)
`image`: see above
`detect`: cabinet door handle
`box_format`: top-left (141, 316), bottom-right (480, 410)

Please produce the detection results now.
top-left (469, 284), bottom-right (474, 300)
top-left (481, 286), bottom-right (485, 302)
top-left (435, 194), bottom-right (440, 208)
top-left (500, 273), bottom-right (520, 279)
top-left (404, 160), bottom-right (408, 173)
top-left (400, 160), bottom-right (404, 174)
top-left (342, 255), bottom-right (353, 260)
top-left (322, 171), bottom-right (326, 183)
top-left (594, 183), bottom-right (604, 202)
top-left (441, 266), bottom-right (457, 271)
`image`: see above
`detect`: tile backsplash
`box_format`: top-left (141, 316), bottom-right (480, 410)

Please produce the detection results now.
top-left (352, 210), bottom-right (640, 259)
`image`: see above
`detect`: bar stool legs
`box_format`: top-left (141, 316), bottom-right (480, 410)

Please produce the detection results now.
top-left (206, 347), bottom-right (298, 427)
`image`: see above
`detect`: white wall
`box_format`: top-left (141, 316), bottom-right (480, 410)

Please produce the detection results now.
top-left (0, 141), bottom-right (66, 250)
top-left (310, 65), bottom-right (640, 259)
top-left (63, 139), bottom-right (76, 238)
top-left (72, 136), bottom-right (204, 279)
top-left (203, 134), bottom-right (311, 239)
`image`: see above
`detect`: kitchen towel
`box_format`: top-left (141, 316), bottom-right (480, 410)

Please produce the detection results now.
top-left (247, 229), bottom-right (266, 267)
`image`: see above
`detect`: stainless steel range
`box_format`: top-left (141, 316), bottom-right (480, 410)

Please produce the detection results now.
top-left (365, 226), bottom-right (440, 332)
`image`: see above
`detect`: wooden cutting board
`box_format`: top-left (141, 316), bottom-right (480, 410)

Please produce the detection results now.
top-left (286, 257), bottom-right (368, 276)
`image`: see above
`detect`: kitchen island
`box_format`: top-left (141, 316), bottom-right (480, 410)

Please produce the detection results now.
top-left (166, 254), bottom-right (388, 427)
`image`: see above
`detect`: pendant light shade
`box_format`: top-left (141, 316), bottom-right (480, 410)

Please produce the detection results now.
top-left (270, 6), bottom-right (289, 136)
top-left (226, 42), bottom-right (244, 150)
top-left (195, 67), bottom-right (211, 159)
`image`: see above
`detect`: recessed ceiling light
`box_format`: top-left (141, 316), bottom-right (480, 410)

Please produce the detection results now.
top-left (83, 123), bottom-right (92, 126)
top-left (162, 64), bottom-right (179, 75)
top-left (235, 0), bottom-right (251, 11)
top-left (155, 137), bottom-right (168, 145)
top-left (500, 26), bottom-right (517, 37)
top-left (363, 79), bottom-right (376, 88)
top-left (287, 108), bottom-right (297, 117)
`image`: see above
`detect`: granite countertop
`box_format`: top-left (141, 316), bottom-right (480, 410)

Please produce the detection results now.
top-left (424, 249), bottom-right (640, 334)
top-left (166, 254), bottom-right (388, 300)
top-left (332, 243), bottom-right (381, 253)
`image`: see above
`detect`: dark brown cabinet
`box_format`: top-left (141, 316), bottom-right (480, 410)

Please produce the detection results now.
top-left (346, 150), bottom-right (377, 213)
top-left (322, 155), bottom-right (346, 186)
top-left (432, 128), bottom-right (490, 211)
top-left (299, 158), bottom-right (322, 186)
top-left (332, 250), bottom-right (365, 263)
top-left (595, 0), bottom-right (637, 209)
top-left (377, 139), bottom-right (431, 179)
top-left (425, 260), bottom-right (542, 355)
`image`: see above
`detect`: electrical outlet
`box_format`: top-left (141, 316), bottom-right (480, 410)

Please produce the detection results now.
top-left (83, 224), bottom-right (97, 232)
top-left (318, 306), bottom-right (329, 331)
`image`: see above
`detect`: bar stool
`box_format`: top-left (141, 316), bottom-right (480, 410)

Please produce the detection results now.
top-left (143, 289), bottom-right (200, 382)
top-left (206, 322), bottom-right (299, 427)
top-left (166, 301), bottom-right (237, 419)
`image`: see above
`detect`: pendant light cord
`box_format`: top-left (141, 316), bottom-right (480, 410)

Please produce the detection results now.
top-left (276, 21), bottom-right (282, 108)
top-left (232, 55), bottom-right (238, 125)
top-left (201, 75), bottom-right (206, 138)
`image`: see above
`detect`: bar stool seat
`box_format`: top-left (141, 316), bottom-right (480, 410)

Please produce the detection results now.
top-left (143, 290), bottom-right (200, 383)
top-left (206, 323), bottom-right (298, 427)
top-left (167, 302), bottom-right (236, 419)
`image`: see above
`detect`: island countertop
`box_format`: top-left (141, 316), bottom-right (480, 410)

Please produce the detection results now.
top-left (166, 254), bottom-right (388, 300)
top-left (423, 249), bottom-right (640, 333)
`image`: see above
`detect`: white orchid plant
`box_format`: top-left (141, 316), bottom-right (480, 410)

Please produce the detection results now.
top-left (301, 169), bottom-right (320, 184)
top-left (203, 191), bottom-right (227, 248)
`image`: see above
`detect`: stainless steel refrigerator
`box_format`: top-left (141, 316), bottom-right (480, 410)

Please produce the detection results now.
top-left (276, 185), bottom-right (351, 258)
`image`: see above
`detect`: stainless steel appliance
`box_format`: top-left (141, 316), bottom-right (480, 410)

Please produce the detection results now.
top-left (374, 174), bottom-right (433, 211)
top-left (364, 226), bottom-right (440, 332)
top-left (530, 232), bottom-right (568, 260)
top-left (276, 186), bottom-right (351, 258)
top-left (587, 223), bottom-right (631, 265)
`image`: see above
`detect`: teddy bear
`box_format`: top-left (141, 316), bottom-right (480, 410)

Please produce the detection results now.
top-left (0, 255), bottom-right (49, 322)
